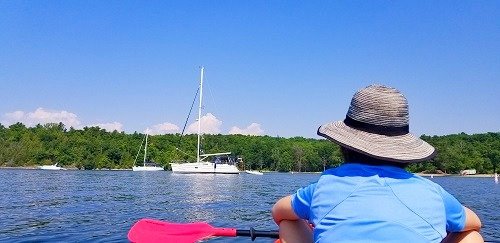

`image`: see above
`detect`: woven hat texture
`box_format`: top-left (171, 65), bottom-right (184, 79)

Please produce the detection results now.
top-left (318, 85), bottom-right (436, 163)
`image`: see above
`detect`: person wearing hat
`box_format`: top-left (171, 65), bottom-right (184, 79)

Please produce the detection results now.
top-left (272, 85), bottom-right (483, 243)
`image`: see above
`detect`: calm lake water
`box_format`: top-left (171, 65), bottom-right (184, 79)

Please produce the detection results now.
top-left (0, 169), bottom-right (498, 242)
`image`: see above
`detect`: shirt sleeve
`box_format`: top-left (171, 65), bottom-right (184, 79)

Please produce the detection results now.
top-left (438, 185), bottom-right (466, 232)
top-left (291, 183), bottom-right (316, 221)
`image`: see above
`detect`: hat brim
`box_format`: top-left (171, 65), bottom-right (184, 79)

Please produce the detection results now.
top-left (318, 121), bottom-right (436, 163)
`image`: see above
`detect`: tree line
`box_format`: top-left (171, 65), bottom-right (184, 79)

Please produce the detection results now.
top-left (0, 122), bottom-right (498, 173)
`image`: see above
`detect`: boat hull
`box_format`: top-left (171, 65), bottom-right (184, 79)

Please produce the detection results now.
top-left (170, 162), bottom-right (240, 174)
top-left (245, 170), bottom-right (263, 175)
top-left (132, 166), bottom-right (164, 171)
top-left (38, 165), bottom-right (65, 170)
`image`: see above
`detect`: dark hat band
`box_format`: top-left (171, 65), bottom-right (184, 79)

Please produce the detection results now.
top-left (344, 116), bottom-right (409, 136)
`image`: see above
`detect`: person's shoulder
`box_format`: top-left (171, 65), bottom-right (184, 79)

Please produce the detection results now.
top-left (408, 173), bottom-right (445, 192)
top-left (412, 173), bottom-right (435, 183)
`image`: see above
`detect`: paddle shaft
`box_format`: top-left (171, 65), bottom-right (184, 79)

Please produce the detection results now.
top-left (235, 229), bottom-right (500, 243)
top-left (236, 228), bottom-right (279, 240)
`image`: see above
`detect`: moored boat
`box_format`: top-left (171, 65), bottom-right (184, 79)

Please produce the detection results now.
top-left (132, 133), bottom-right (164, 171)
top-left (170, 67), bottom-right (240, 174)
top-left (38, 163), bottom-right (66, 170)
top-left (245, 170), bottom-right (263, 175)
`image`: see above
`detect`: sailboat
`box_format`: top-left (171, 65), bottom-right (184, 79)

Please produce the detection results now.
top-left (132, 133), bottom-right (164, 171)
top-left (170, 67), bottom-right (240, 174)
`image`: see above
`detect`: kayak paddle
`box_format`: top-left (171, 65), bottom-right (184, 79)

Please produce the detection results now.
top-left (128, 218), bottom-right (279, 242)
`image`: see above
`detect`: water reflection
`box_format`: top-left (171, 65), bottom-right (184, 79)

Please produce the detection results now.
top-left (169, 174), bottom-right (240, 222)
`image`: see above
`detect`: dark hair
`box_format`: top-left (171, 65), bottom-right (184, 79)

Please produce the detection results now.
top-left (341, 147), bottom-right (408, 168)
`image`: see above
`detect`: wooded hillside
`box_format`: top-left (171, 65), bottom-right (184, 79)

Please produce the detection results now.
top-left (1, 122), bottom-right (498, 173)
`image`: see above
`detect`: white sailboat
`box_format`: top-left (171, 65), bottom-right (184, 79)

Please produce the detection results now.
top-left (170, 67), bottom-right (240, 174)
top-left (38, 163), bottom-right (66, 170)
top-left (132, 133), bottom-right (164, 171)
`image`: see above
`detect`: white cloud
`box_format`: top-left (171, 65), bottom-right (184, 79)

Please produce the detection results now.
top-left (146, 122), bottom-right (180, 135)
top-left (90, 122), bottom-right (124, 132)
top-left (186, 113), bottom-right (222, 134)
top-left (229, 123), bottom-right (264, 136)
top-left (2, 108), bottom-right (264, 136)
top-left (2, 108), bottom-right (81, 128)
top-left (5, 110), bottom-right (24, 120)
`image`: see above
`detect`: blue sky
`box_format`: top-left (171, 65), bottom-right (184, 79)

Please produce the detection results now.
top-left (1, 1), bottom-right (498, 138)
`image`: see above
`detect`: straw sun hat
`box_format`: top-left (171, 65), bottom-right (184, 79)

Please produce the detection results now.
top-left (318, 84), bottom-right (436, 163)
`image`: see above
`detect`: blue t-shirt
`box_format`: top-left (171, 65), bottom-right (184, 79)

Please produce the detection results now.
top-left (291, 163), bottom-right (465, 243)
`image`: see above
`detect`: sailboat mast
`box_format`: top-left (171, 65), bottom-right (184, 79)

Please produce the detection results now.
top-left (143, 133), bottom-right (148, 166)
top-left (197, 67), bottom-right (204, 163)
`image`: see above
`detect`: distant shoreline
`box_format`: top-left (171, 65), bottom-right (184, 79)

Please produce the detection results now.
top-left (0, 166), bottom-right (497, 176)
top-left (0, 166), bottom-right (132, 171)
top-left (416, 173), bottom-right (497, 178)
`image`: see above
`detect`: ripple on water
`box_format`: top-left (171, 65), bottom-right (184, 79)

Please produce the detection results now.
top-left (1, 170), bottom-right (498, 242)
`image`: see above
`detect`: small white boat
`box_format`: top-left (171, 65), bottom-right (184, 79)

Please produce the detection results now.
top-left (245, 170), bottom-right (263, 175)
top-left (38, 163), bottom-right (65, 170)
top-left (132, 165), bottom-right (163, 171)
top-left (132, 133), bottom-right (164, 171)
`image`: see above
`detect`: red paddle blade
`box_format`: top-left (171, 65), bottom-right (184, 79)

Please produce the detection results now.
top-left (128, 219), bottom-right (236, 243)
